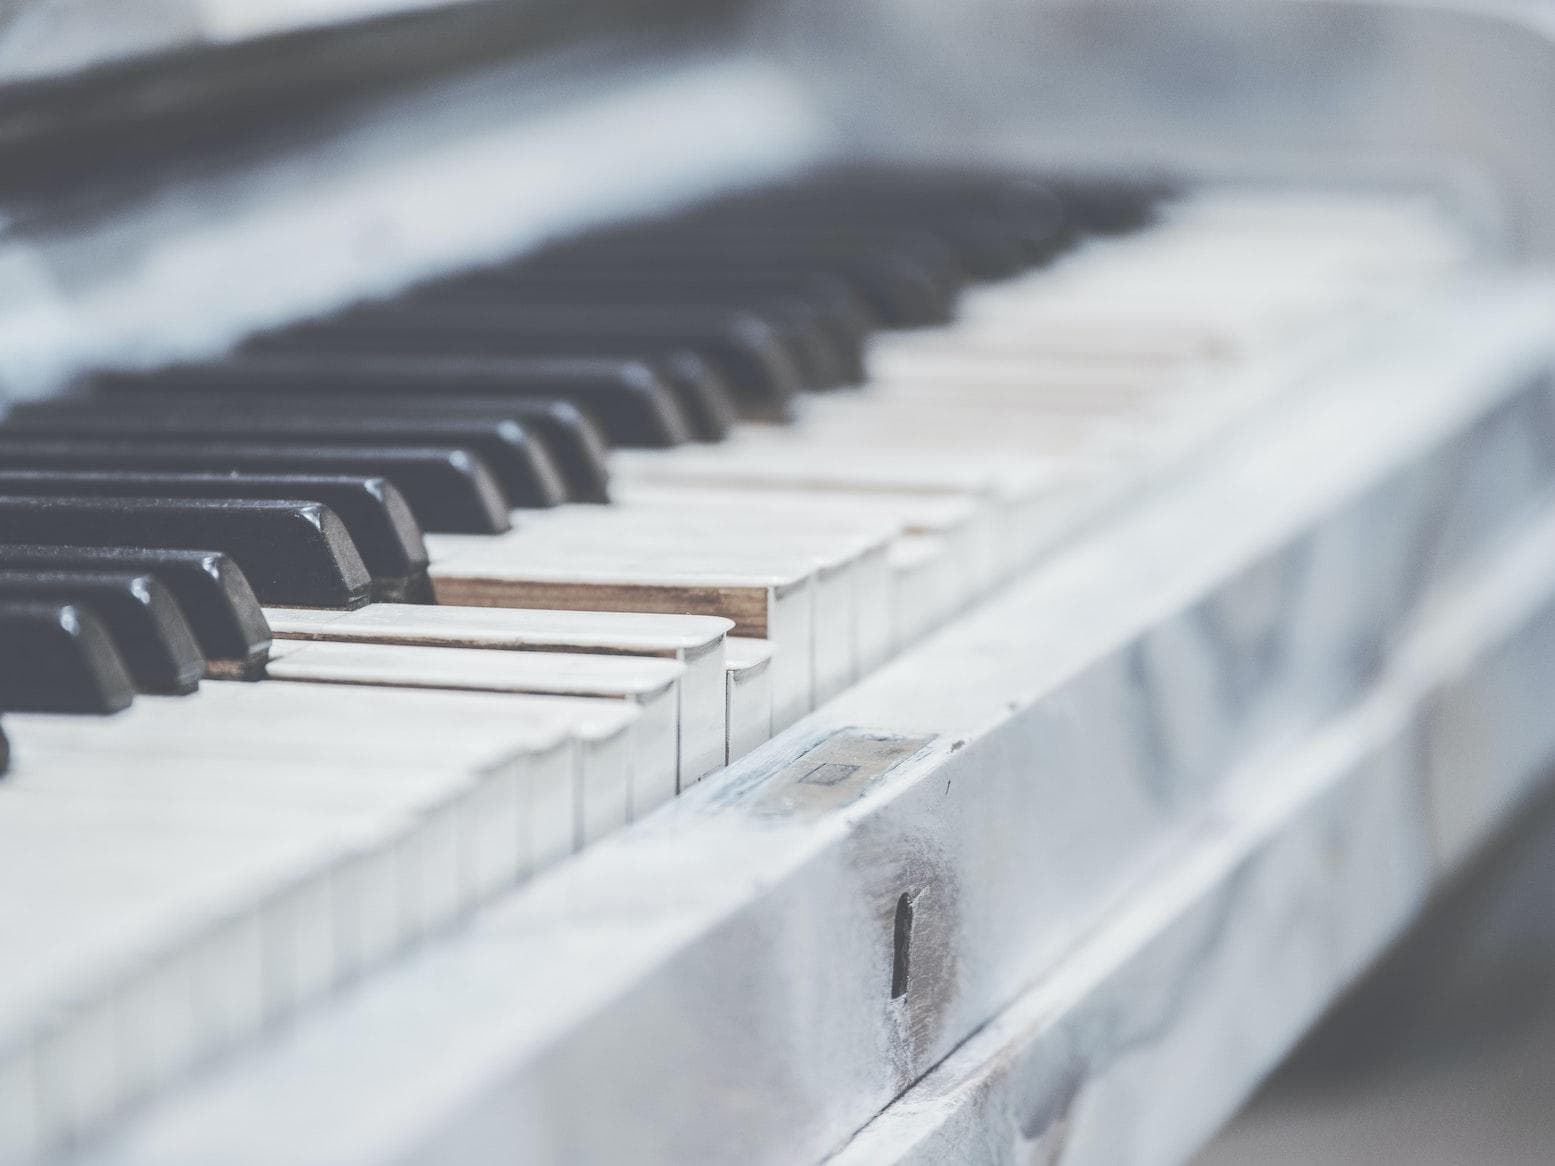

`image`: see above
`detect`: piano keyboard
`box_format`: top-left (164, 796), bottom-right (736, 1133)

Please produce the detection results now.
top-left (0, 171), bottom-right (1476, 1161)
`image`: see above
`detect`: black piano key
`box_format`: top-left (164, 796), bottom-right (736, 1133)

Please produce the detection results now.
top-left (0, 601), bottom-right (136, 714)
top-left (626, 352), bottom-right (735, 440)
top-left (0, 545), bottom-right (270, 676)
top-left (594, 220), bottom-right (980, 291)
top-left (0, 471), bottom-right (431, 603)
top-left (0, 719), bottom-right (8, 776)
top-left (343, 397), bottom-right (611, 503)
top-left (0, 439), bottom-right (510, 534)
top-left (691, 220), bottom-right (1033, 281)
top-left (522, 250), bottom-right (951, 328)
top-left (0, 570), bottom-right (205, 694)
top-left (257, 306), bottom-right (804, 419)
top-left (389, 284), bottom-right (854, 390)
top-left (422, 268), bottom-right (875, 383)
top-left (69, 388), bottom-right (613, 504)
top-left (93, 356), bottom-right (695, 448)
top-left (0, 410), bottom-right (567, 511)
top-left (0, 496), bottom-right (372, 609)
top-left (684, 177), bottom-right (1072, 275)
top-left (1046, 177), bottom-right (1170, 234)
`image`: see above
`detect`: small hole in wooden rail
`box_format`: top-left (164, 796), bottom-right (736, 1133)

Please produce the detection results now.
top-left (891, 891), bottom-right (915, 1000)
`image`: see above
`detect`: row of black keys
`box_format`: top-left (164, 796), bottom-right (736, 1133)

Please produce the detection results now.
top-left (0, 169), bottom-right (1166, 748)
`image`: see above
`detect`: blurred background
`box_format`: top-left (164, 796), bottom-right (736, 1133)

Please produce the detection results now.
top-left (1199, 776), bottom-right (1555, 1164)
top-left (6, 1), bottom-right (1555, 1162)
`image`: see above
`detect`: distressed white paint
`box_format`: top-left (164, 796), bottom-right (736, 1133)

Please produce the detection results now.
top-left (68, 279), bottom-right (1555, 1166)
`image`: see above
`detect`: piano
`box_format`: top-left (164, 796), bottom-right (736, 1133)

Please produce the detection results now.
top-left (2, 1), bottom-right (1554, 1162)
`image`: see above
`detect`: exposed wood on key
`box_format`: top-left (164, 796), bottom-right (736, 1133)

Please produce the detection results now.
top-left (429, 551), bottom-right (815, 730)
top-left (429, 502), bottom-right (896, 712)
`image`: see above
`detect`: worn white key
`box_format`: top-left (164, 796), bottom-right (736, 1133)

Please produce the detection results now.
top-left (7, 682), bottom-right (635, 903)
top-left (430, 553), bottom-right (815, 731)
top-left (431, 507), bottom-right (889, 705)
top-left (263, 640), bottom-right (680, 828)
top-left (602, 485), bottom-right (970, 670)
top-left (0, 798), bottom-right (363, 1144)
top-left (265, 605), bottom-right (732, 790)
top-left (0, 679), bottom-right (637, 1143)
top-left (608, 445), bottom-right (1072, 582)
top-left (724, 637), bottom-right (773, 763)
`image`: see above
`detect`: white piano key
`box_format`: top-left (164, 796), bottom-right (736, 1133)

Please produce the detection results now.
top-left (264, 605), bottom-right (732, 789)
top-left (430, 555), bottom-right (816, 732)
top-left (33, 681), bottom-right (634, 864)
top-left (890, 533), bottom-right (958, 642)
top-left (39, 995), bottom-right (117, 1149)
top-left (724, 637), bottom-right (773, 763)
top-left (116, 946), bottom-right (199, 1102)
top-left (607, 444), bottom-right (1071, 584)
top-left (0, 681), bottom-right (642, 1144)
top-left (609, 443), bottom-right (1067, 501)
top-left (431, 507), bottom-right (891, 704)
top-left (605, 484), bottom-right (972, 669)
top-left (261, 641), bottom-right (678, 829)
top-left (0, 801), bottom-right (375, 1147)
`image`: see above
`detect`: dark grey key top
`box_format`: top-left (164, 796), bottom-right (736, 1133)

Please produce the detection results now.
top-left (65, 391), bottom-right (613, 504)
top-left (672, 202), bottom-right (1045, 279)
top-left (0, 411), bottom-right (566, 510)
top-left (0, 439), bottom-right (509, 534)
top-left (524, 247), bottom-right (953, 327)
top-left (258, 306), bottom-right (803, 419)
top-left (582, 223), bottom-right (969, 300)
top-left (0, 570), bottom-right (204, 694)
top-left (0, 545), bottom-right (269, 677)
top-left (0, 496), bottom-right (372, 609)
top-left (1047, 177), bottom-right (1170, 234)
top-left (619, 352), bottom-right (734, 441)
top-left (383, 284), bottom-right (851, 390)
top-left (93, 355), bottom-right (695, 448)
top-left (0, 470), bottom-right (430, 603)
top-left (0, 601), bottom-right (135, 714)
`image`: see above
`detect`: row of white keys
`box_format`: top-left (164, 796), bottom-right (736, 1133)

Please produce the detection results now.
top-left (427, 504), bottom-right (902, 725)
top-left (600, 193), bottom-right (1476, 630)
top-left (610, 444), bottom-right (1073, 586)
top-left (430, 551), bottom-right (812, 729)
top-left (262, 641), bottom-right (678, 822)
top-left (266, 605), bottom-right (774, 771)
top-left (265, 605), bottom-right (733, 789)
top-left (0, 681), bottom-right (644, 1154)
top-left (935, 191), bottom-right (1476, 351)
top-left (609, 482), bottom-right (995, 615)
top-left (501, 500), bottom-right (899, 675)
